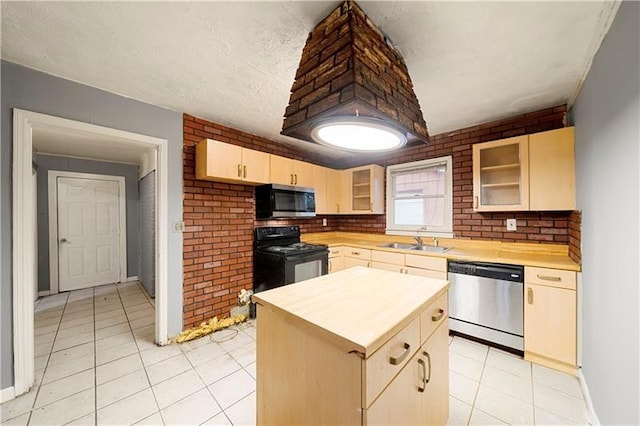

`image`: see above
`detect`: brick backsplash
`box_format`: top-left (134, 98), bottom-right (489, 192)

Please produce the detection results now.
top-left (182, 105), bottom-right (579, 328)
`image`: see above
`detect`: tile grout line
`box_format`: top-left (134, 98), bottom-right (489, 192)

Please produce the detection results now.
top-left (28, 292), bottom-right (69, 422)
top-left (93, 286), bottom-right (98, 425)
top-left (116, 282), bottom-right (163, 422)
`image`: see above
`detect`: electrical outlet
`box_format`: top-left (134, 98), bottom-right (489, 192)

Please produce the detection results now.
top-left (174, 221), bottom-right (185, 232)
top-left (506, 218), bottom-right (517, 231)
top-left (322, 218), bottom-right (328, 227)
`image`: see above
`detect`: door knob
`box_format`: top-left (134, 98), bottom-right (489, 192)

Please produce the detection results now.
top-left (60, 238), bottom-right (69, 244)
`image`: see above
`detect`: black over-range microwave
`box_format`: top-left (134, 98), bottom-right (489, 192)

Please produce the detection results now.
top-left (255, 184), bottom-right (316, 219)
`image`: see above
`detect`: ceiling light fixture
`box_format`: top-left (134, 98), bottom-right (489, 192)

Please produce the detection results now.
top-left (281, 0), bottom-right (429, 153)
top-left (310, 114), bottom-right (407, 152)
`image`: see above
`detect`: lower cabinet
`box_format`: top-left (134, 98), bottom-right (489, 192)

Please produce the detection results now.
top-left (328, 246), bottom-right (345, 274)
top-left (344, 247), bottom-right (371, 268)
top-left (524, 266), bottom-right (577, 373)
top-left (366, 320), bottom-right (449, 425)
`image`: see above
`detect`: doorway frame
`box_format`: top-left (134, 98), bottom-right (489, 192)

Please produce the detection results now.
top-left (48, 171), bottom-right (128, 294)
top-left (12, 109), bottom-right (170, 397)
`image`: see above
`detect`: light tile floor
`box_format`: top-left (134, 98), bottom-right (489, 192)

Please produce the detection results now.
top-left (1, 282), bottom-right (590, 425)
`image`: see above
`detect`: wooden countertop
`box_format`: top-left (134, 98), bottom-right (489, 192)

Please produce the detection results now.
top-left (303, 232), bottom-right (581, 272)
top-left (252, 267), bottom-right (449, 357)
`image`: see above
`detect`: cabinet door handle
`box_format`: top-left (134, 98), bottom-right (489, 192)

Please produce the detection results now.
top-left (400, 268), bottom-right (404, 274)
top-left (243, 165), bottom-right (247, 178)
top-left (527, 287), bottom-right (534, 304)
top-left (432, 308), bottom-right (445, 322)
top-left (290, 174), bottom-right (294, 185)
top-left (237, 164), bottom-right (242, 178)
top-left (294, 174), bottom-right (298, 185)
top-left (536, 274), bottom-right (561, 282)
top-left (474, 196), bottom-right (479, 209)
top-left (328, 260), bottom-right (332, 272)
top-left (389, 342), bottom-right (411, 365)
top-left (417, 351), bottom-right (431, 392)
top-left (367, 262), bottom-right (371, 268)
top-left (336, 203), bottom-right (339, 213)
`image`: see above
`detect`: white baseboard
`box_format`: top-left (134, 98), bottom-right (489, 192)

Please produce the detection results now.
top-left (38, 290), bottom-right (51, 297)
top-left (577, 368), bottom-right (601, 425)
top-left (1, 386), bottom-right (15, 403)
top-left (124, 276), bottom-right (139, 282)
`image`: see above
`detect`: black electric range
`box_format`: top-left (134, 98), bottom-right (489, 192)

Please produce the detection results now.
top-left (253, 226), bottom-right (329, 294)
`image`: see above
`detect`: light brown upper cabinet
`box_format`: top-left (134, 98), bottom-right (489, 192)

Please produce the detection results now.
top-left (529, 127), bottom-right (576, 210)
top-left (473, 136), bottom-right (530, 211)
top-left (270, 155), bottom-right (315, 187)
top-left (324, 168), bottom-right (348, 214)
top-left (472, 127), bottom-right (575, 212)
top-left (346, 165), bottom-right (385, 214)
top-left (195, 139), bottom-right (270, 184)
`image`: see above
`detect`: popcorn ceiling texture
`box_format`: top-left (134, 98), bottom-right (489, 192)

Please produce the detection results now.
top-left (182, 105), bottom-right (579, 327)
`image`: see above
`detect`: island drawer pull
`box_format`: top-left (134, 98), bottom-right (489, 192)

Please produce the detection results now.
top-left (389, 342), bottom-right (410, 365)
top-left (432, 308), bottom-right (445, 322)
top-left (536, 274), bottom-right (562, 282)
top-left (417, 351), bottom-right (431, 392)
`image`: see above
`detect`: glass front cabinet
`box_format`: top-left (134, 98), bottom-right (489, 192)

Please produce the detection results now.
top-left (472, 136), bottom-right (529, 211)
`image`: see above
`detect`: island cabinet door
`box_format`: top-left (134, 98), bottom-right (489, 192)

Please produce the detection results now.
top-left (365, 322), bottom-right (449, 425)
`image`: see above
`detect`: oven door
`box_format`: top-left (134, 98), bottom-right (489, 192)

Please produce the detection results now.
top-left (284, 251), bottom-right (328, 285)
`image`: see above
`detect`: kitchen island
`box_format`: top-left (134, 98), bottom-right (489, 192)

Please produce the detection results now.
top-left (252, 266), bottom-right (450, 425)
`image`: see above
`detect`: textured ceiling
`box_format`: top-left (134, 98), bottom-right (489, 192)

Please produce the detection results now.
top-left (1, 1), bottom-right (619, 162)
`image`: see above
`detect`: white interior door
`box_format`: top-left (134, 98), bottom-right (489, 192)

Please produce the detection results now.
top-left (57, 177), bottom-right (121, 291)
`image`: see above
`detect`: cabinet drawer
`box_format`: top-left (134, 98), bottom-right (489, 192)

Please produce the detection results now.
top-left (364, 316), bottom-right (420, 408)
top-left (405, 267), bottom-right (447, 281)
top-left (328, 246), bottom-right (343, 258)
top-left (405, 254), bottom-right (447, 272)
top-left (371, 250), bottom-right (404, 265)
top-left (371, 262), bottom-right (404, 274)
top-left (344, 247), bottom-right (371, 260)
top-left (421, 292), bottom-right (448, 344)
top-left (525, 267), bottom-right (576, 290)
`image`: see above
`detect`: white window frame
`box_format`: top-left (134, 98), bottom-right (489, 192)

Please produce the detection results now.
top-left (386, 156), bottom-right (454, 238)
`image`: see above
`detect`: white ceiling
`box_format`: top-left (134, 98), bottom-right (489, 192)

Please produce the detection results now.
top-left (1, 1), bottom-right (619, 162)
top-left (33, 127), bottom-right (150, 165)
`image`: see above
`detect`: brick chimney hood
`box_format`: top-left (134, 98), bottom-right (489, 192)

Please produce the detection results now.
top-left (281, 0), bottom-right (429, 148)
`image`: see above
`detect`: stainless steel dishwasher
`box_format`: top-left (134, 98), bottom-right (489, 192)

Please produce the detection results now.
top-left (448, 261), bottom-right (524, 351)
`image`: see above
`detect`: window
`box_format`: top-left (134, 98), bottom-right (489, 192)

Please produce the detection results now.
top-left (386, 156), bottom-right (453, 237)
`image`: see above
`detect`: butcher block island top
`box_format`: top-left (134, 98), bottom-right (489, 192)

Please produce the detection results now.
top-left (252, 266), bottom-right (449, 356)
top-left (253, 267), bottom-right (451, 425)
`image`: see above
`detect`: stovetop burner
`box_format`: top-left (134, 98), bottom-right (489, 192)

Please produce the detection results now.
top-left (262, 242), bottom-right (327, 255)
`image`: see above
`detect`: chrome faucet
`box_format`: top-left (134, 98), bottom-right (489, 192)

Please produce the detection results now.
top-left (414, 236), bottom-right (424, 246)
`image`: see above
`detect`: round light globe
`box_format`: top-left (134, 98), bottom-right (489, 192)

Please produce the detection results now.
top-left (310, 117), bottom-right (407, 152)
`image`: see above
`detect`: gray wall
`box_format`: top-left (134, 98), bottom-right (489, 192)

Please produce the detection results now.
top-left (34, 154), bottom-right (140, 292)
top-left (571, 2), bottom-right (639, 423)
top-left (1, 61), bottom-right (184, 389)
top-left (139, 171), bottom-right (156, 298)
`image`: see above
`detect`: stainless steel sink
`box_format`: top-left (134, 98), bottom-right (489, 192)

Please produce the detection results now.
top-left (378, 242), bottom-right (416, 250)
top-left (410, 245), bottom-right (451, 253)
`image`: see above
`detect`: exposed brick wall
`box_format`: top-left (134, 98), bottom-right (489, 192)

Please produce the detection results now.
top-left (183, 114), bottom-right (345, 328)
top-left (568, 211), bottom-right (582, 263)
top-left (337, 105), bottom-right (574, 244)
top-left (183, 105), bottom-right (579, 327)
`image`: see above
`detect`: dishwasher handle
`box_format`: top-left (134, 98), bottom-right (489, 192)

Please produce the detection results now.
top-left (448, 261), bottom-right (524, 282)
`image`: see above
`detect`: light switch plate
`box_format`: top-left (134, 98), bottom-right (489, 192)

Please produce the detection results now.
top-left (174, 221), bottom-right (185, 232)
top-left (322, 218), bottom-right (328, 227)
top-left (506, 218), bottom-right (517, 231)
